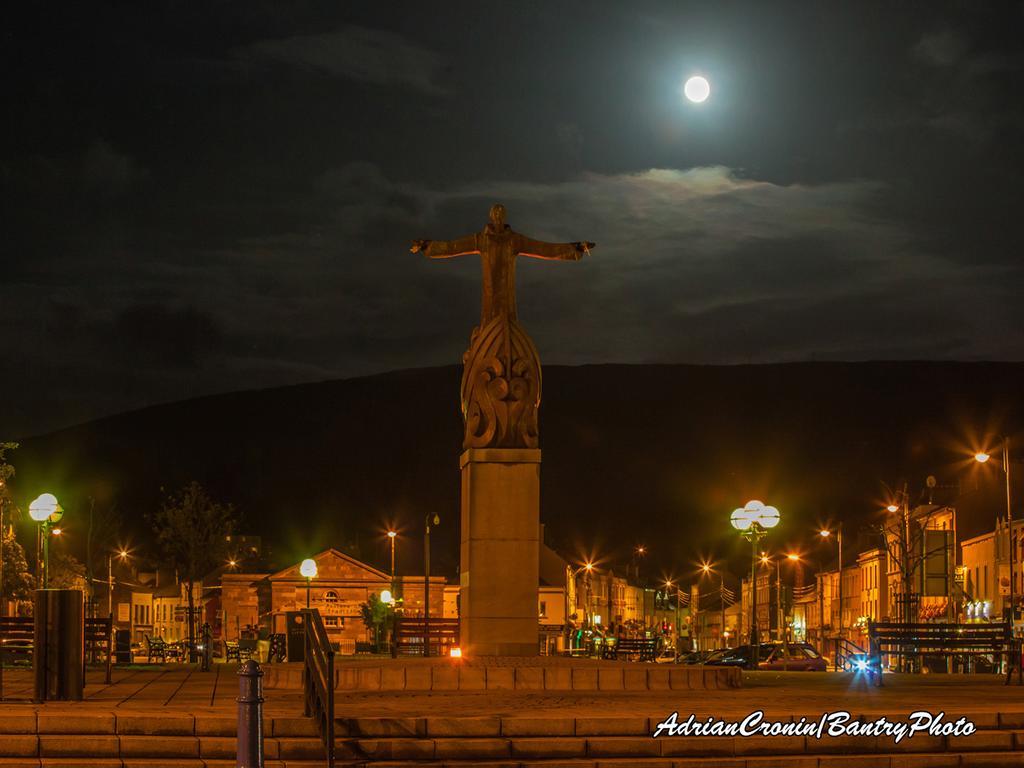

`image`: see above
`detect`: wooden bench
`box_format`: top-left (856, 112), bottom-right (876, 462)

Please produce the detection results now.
top-left (144, 635), bottom-right (167, 663)
top-left (1, 615), bottom-right (112, 683)
top-left (394, 618), bottom-right (459, 657)
top-left (867, 621), bottom-right (1020, 686)
top-left (601, 637), bottom-right (658, 662)
top-left (0, 617), bottom-right (34, 666)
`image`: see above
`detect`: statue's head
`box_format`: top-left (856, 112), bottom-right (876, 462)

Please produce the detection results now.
top-left (488, 203), bottom-right (507, 229)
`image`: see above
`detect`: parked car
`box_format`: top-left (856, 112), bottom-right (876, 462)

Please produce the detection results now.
top-left (758, 642), bottom-right (827, 671)
top-left (676, 649), bottom-right (717, 665)
top-left (705, 642), bottom-right (826, 671)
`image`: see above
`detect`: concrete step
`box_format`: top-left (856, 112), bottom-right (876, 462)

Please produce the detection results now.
top-left (1, 752), bottom-right (1023, 767)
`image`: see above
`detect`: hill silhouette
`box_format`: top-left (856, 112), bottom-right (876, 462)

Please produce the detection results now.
top-left (10, 362), bottom-right (1023, 583)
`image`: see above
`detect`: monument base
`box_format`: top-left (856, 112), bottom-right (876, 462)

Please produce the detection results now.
top-left (459, 447), bottom-right (540, 657)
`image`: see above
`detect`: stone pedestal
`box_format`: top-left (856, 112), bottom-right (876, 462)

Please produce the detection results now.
top-left (459, 448), bottom-right (540, 656)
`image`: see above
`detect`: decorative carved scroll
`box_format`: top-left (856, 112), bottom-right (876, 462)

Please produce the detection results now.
top-left (460, 315), bottom-right (542, 449)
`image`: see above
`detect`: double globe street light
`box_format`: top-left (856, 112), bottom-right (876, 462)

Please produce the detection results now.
top-left (731, 500), bottom-right (780, 667)
top-left (28, 493), bottom-right (64, 589)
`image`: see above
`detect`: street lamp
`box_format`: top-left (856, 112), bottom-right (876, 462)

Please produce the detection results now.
top-left (299, 558), bottom-right (318, 609)
top-left (664, 579), bottom-right (681, 653)
top-left (29, 493), bottom-right (63, 589)
top-left (108, 548), bottom-right (129, 617)
top-left (423, 513), bottom-right (440, 657)
top-left (976, 439), bottom-right (1015, 625)
top-left (387, 530), bottom-right (397, 582)
top-left (564, 562), bottom-right (594, 653)
top-left (731, 500), bottom-right (780, 667)
top-left (819, 524), bottom-right (845, 640)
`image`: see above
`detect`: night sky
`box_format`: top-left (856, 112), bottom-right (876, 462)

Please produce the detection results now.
top-left (5, 1), bottom-right (1024, 437)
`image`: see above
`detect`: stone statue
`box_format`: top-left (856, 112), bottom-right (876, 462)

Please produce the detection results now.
top-left (412, 204), bottom-right (593, 449)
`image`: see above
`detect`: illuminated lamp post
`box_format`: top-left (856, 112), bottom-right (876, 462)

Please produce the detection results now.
top-left (731, 500), bottom-right (780, 668)
top-left (564, 562), bottom-right (594, 652)
top-left (387, 530), bottom-right (397, 586)
top-left (665, 579), bottom-right (680, 652)
top-left (299, 558), bottom-right (318, 609)
top-left (819, 524), bottom-right (845, 638)
top-left (108, 549), bottom-right (129, 619)
top-left (976, 443), bottom-right (1014, 625)
top-left (28, 493), bottom-right (63, 589)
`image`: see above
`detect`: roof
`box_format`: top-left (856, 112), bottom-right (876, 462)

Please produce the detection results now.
top-left (269, 548), bottom-right (390, 582)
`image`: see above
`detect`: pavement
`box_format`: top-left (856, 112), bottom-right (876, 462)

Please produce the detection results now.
top-left (0, 665), bottom-right (304, 715)
top-left (2, 666), bottom-right (1022, 722)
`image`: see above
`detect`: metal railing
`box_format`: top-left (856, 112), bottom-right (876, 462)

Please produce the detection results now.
top-left (302, 609), bottom-right (334, 768)
top-left (834, 636), bottom-right (866, 671)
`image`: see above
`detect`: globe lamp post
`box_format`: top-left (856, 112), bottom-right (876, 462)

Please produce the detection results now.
top-left (299, 558), bottom-right (318, 609)
top-left (731, 500), bottom-right (780, 667)
top-left (29, 493), bottom-right (63, 589)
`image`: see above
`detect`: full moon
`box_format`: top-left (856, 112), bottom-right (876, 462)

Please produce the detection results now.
top-left (684, 75), bottom-right (710, 103)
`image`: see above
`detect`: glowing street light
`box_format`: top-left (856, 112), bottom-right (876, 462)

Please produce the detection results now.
top-left (300, 558), bottom-right (318, 609)
top-left (29, 493), bottom-right (63, 589)
top-left (886, 503), bottom-right (899, 513)
top-left (731, 500), bottom-right (781, 667)
top-left (109, 548), bottom-right (130, 617)
top-left (819, 523), bottom-right (845, 641)
top-left (975, 439), bottom-right (1015, 623)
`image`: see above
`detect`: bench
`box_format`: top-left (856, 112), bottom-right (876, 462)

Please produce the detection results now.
top-left (0, 617), bottom-right (35, 666)
top-left (602, 637), bottom-right (658, 662)
top-left (1, 615), bottom-right (113, 684)
top-left (867, 621), bottom-right (1020, 686)
top-left (144, 635), bottom-right (167, 663)
top-left (394, 618), bottom-right (459, 657)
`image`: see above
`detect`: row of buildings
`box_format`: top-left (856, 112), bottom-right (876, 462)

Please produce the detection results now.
top-left (102, 507), bottom-right (1023, 657)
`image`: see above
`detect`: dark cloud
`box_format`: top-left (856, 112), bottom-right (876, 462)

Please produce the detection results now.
top-left (237, 26), bottom-right (449, 94)
top-left (2, 1), bottom-right (1024, 436)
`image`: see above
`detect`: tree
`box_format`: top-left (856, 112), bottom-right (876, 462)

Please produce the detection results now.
top-left (0, 442), bottom-right (25, 614)
top-left (84, 499), bottom-right (122, 616)
top-left (151, 482), bottom-right (237, 661)
top-left (49, 551), bottom-right (87, 591)
top-left (360, 593), bottom-right (394, 653)
top-left (1, 527), bottom-right (34, 607)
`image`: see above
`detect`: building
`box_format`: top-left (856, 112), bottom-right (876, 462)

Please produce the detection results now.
top-left (254, 549), bottom-right (444, 654)
top-left (961, 517), bottom-right (1024, 622)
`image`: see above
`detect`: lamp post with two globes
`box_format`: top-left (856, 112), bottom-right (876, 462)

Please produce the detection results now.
top-left (28, 493), bottom-right (63, 590)
top-left (730, 500), bottom-right (780, 667)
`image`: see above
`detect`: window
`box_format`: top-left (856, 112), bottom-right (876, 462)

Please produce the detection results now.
top-left (539, 601), bottom-right (547, 618)
top-left (324, 616), bottom-right (339, 627)
top-left (325, 591), bottom-right (338, 603)
top-left (984, 565), bottom-right (988, 599)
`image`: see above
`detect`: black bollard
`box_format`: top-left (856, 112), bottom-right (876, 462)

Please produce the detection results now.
top-left (237, 660), bottom-right (264, 768)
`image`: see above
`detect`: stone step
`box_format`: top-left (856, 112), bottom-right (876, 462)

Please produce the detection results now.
top-left (4, 758), bottom-right (1024, 767)
top-left (3, 729), bottom-right (1024, 760)
top-left (262, 662), bottom-right (744, 692)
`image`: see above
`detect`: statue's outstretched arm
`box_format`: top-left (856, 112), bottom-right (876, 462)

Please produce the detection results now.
top-left (515, 235), bottom-right (594, 261)
top-left (411, 234), bottom-right (480, 258)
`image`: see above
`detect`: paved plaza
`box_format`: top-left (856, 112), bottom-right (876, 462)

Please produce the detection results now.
top-left (2, 666), bottom-right (1022, 721)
